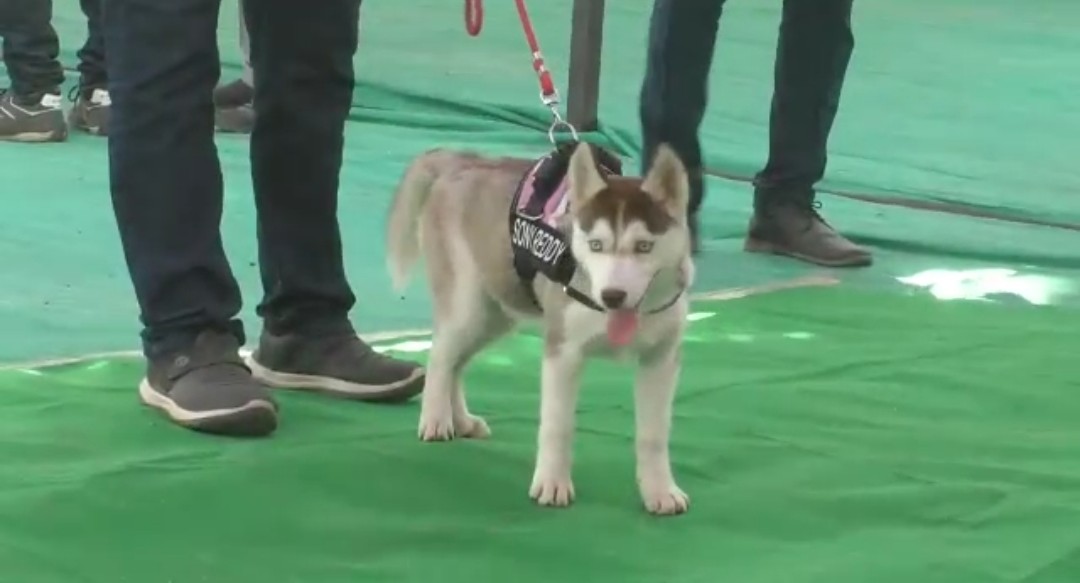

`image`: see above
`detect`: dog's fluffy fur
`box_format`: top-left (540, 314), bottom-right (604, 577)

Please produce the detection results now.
top-left (386, 143), bottom-right (695, 515)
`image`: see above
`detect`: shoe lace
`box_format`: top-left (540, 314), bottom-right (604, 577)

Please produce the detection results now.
top-left (66, 85), bottom-right (80, 102)
top-left (801, 200), bottom-right (837, 233)
top-left (762, 199), bottom-right (830, 233)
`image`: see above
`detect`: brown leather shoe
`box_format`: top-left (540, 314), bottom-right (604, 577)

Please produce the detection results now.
top-left (744, 202), bottom-right (872, 268)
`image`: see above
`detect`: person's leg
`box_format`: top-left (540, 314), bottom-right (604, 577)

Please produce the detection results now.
top-left (746, 0), bottom-right (870, 267)
top-left (75, 0), bottom-right (106, 88)
top-left (243, 0), bottom-right (424, 402)
top-left (70, 0), bottom-right (111, 135)
top-left (639, 0), bottom-right (725, 252)
top-left (212, 0), bottom-right (255, 133)
top-left (105, 0), bottom-right (277, 435)
top-left (0, 0), bottom-right (67, 142)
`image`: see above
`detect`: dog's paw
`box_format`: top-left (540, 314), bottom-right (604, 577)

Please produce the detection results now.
top-left (529, 470), bottom-right (575, 507)
top-left (417, 413), bottom-right (456, 442)
top-left (639, 481), bottom-right (690, 516)
top-left (454, 414), bottom-right (491, 439)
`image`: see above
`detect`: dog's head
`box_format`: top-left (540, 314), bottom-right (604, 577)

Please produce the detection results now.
top-left (566, 143), bottom-right (691, 313)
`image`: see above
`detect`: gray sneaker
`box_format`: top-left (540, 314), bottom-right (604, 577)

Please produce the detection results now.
top-left (0, 90), bottom-right (67, 142)
top-left (246, 329), bottom-right (425, 403)
top-left (139, 330), bottom-right (279, 437)
top-left (70, 87), bottom-right (111, 136)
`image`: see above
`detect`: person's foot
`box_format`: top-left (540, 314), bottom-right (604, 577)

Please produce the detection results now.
top-left (0, 89), bottom-right (67, 143)
top-left (246, 328), bottom-right (426, 403)
top-left (744, 200), bottom-right (873, 267)
top-left (213, 79), bottom-right (255, 134)
top-left (139, 329), bottom-right (279, 437)
top-left (69, 86), bottom-right (111, 136)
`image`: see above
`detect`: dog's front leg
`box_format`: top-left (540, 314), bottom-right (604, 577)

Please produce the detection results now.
top-left (529, 344), bottom-right (584, 508)
top-left (634, 340), bottom-right (689, 516)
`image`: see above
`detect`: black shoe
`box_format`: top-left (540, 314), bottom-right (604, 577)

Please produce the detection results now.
top-left (139, 330), bottom-right (279, 437)
top-left (246, 329), bottom-right (426, 403)
top-left (213, 79), bottom-right (255, 134)
top-left (0, 89), bottom-right (67, 142)
top-left (69, 86), bottom-right (111, 136)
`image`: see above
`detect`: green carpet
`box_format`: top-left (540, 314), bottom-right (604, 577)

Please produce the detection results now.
top-left (3, 0), bottom-right (1078, 362)
top-left (2, 288), bottom-right (1078, 582)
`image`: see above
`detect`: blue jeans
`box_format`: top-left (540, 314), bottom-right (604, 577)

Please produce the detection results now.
top-left (639, 0), bottom-right (855, 215)
top-left (104, 0), bottom-right (362, 357)
top-left (0, 0), bottom-right (104, 96)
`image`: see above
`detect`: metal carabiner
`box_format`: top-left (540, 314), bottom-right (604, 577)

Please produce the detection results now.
top-left (546, 105), bottom-right (579, 144)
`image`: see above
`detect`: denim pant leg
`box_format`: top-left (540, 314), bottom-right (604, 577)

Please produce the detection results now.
top-left (104, 0), bottom-right (243, 357)
top-left (244, 0), bottom-right (361, 335)
top-left (76, 0), bottom-right (107, 88)
top-left (754, 0), bottom-right (855, 205)
top-left (0, 0), bottom-right (64, 97)
top-left (639, 0), bottom-right (725, 218)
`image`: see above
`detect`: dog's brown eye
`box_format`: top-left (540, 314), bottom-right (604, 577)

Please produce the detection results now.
top-left (635, 241), bottom-right (654, 254)
top-left (588, 240), bottom-right (603, 252)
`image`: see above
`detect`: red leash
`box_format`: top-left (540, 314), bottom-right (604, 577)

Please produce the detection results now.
top-left (464, 0), bottom-right (577, 142)
top-left (464, 0), bottom-right (483, 36)
top-left (511, 0), bottom-right (559, 108)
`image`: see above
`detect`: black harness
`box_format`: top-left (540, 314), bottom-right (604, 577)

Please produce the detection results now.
top-left (509, 142), bottom-right (620, 311)
top-left (508, 142), bottom-right (684, 315)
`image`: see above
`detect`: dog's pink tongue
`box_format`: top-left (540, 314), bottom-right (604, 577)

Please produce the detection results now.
top-left (606, 310), bottom-right (640, 347)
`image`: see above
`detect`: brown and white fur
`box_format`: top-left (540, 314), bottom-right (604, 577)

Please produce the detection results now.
top-left (385, 143), bottom-right (695, 515)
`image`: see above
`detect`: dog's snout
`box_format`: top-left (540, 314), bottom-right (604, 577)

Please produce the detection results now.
top-left (600, 288), bottom-right (628, 309)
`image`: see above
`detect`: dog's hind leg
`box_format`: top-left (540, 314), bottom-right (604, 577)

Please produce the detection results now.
top-left (416, 214), bottom-right (513, 441)
top-left (418, 296), bottom-right (512, 441)
top-left (450, 304), bottom-right (514, 438)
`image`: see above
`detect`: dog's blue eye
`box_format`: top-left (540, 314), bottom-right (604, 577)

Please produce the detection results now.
top-left (588, 240), bottom-right (603, 252)
top-left (635, 241), bottom-right (654, 254)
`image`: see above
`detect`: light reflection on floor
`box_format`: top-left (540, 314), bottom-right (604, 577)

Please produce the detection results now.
top-left (369, 311), bottom-right (818, 355)
top-left (896, 268), bottom-right (1074, 306)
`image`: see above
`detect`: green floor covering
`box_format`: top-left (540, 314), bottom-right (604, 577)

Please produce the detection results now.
top-left (4, 0), bottom-right (1079, 361)
top-left (2, 288), bottom-right (1079, 583)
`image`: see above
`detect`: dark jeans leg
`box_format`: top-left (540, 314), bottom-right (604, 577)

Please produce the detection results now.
top-left (104, 0), bottom-right (241, 358)
top-left (639, 0), bottom-right (725, 218)
top-left (0, 0), bottom-right (64, 97)
top-left (754, 0), bottom-right (854, 205)
top-left (244, 0), bottom-right (360, 335)
top-left (77, 0), bottom-right (107, 88)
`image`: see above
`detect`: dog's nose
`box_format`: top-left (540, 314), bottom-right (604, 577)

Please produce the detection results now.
top-left (600, 288), bottom-right (628, 309)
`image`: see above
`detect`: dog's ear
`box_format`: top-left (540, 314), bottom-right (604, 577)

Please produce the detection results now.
top-left (642, 144), bottom-right (690, 217)
top-left (568, 143), bottom-right (607, 207)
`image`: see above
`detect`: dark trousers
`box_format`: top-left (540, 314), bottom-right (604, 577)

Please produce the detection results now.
top-left (76, 0), bottom-right (106, 88)
top-left (0, 0), bottom-right (106, 97)
top-left (104, 0), bottom-right (361, 357)
top-left (639, 0), bottom-right (854, 216)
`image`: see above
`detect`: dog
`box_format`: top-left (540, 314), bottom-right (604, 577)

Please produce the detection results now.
top-left (385, 142), bottom-right (695, 515)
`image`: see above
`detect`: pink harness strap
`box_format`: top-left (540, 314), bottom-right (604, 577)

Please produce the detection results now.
top-left (514, 159), bottom-right (570, 227)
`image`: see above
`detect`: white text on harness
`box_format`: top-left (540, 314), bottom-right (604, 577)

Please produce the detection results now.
top-left (511, 216), bottom-right (567, 267)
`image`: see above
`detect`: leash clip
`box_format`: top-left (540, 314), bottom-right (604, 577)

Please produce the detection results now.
top-left (546, 104), bottom-right (579, 145)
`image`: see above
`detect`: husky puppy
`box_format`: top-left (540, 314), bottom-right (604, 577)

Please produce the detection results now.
top-left (386, 142), bottom-right (695, 515)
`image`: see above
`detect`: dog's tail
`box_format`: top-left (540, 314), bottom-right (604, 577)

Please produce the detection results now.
top-left (385, 149), bottom-right (460, 292)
